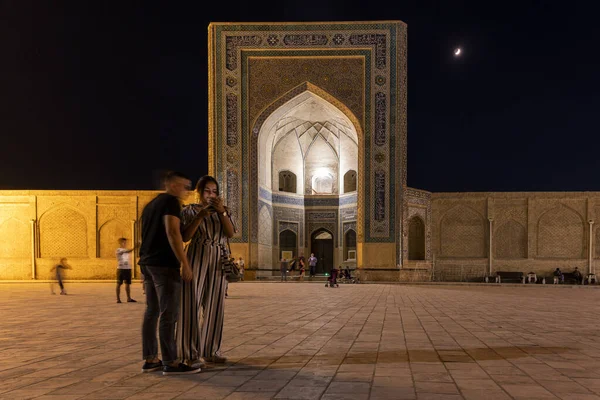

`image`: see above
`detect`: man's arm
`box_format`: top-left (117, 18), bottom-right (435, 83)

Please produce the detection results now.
top-left (164, 215), bottom-right (192, 281)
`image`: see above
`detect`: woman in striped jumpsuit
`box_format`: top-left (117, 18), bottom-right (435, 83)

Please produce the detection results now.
top-left (177, 175), bottom-right (236, 366)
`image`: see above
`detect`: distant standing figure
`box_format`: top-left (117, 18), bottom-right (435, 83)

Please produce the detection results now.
top-left (50, 258), bottom-right (72, 295)
top-left (308, 253), bottom-right (317, 277)
top-left (238, 257), bottom-right (245, 281)
top-left (299, 256), bottom-right (305, 281)
top-left (280, 258), bottom-right (288, 281)
top-left (116, 238), bottom-right (137, 303)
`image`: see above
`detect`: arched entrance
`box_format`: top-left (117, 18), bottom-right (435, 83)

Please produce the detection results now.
top-left (311, 229), bottom-right (333, 274)
top-left (408, 216), bottom-right (425, 260)
top-left (209, 22), bottom-right (407, 279)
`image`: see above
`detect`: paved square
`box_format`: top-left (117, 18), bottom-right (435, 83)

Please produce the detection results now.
top-left (2, 282), bottom-right (600, 399)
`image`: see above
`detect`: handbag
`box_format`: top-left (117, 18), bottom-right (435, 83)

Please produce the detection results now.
top-left (220, 238), bottom-right (241, 282)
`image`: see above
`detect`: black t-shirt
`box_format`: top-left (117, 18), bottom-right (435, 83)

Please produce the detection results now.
top-left (139, 193), bottom-right (182, 268)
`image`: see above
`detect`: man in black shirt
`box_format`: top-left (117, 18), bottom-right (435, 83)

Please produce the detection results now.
top-left (139, 171), bottom-right (199, 375)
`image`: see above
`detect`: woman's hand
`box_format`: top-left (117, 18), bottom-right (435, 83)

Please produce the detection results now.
top-left (209, 197), bottom-right (226, 214)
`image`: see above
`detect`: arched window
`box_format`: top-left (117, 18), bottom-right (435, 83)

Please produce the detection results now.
top-left (314, 175), bottom-right (334, 194)
top-left (279, 229), bottom-right (297, 259)
top-left (278, 171), bottom-right (296, 193)
top-left (408, 216), bottom-right (425, 260)
top-left (344, 170), bottom-right (357, 193)
top-left (344, 229), bottom-right (357, 260)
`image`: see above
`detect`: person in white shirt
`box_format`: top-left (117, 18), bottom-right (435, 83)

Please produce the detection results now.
top-left (116, 238), bottom-right (137, 303)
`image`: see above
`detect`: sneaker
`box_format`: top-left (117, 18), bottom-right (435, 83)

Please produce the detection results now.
top-left (204, 355), bottom-right (227, 363)
top-left (127, 298), bottom-right (137, 303)
top-left (184, 359), bottom-right (205, 369)
top-left (141, 360), bottom-right (162, 373)
top-left (162, 363), bottom-right (201, 375)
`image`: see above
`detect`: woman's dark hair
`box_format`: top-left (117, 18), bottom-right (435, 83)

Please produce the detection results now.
top-left (196, 175), bottom-right (219, 195)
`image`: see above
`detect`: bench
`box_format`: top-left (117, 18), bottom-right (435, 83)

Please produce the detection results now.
top-left (562, 272), bottom-right (583, 284)
top-left (495, 271), bottom-right (524, 283)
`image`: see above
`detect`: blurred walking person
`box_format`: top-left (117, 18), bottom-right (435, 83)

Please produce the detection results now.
top-left (50, 258), bottom-right (72, 295)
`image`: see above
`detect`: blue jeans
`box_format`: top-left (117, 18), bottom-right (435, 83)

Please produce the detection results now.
top-left (142, 266), bottom-right (181, 365)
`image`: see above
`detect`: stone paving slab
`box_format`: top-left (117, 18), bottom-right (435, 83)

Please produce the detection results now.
top-left (2, 282), bottom-right (600, 399)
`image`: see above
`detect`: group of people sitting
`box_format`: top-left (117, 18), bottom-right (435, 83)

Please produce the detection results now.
top-left (526, 267), bottom-right (584, 284)
top-left (325, 266), bottom-right (355, 287)
top-left (552, 267), bottom-right (583, 284)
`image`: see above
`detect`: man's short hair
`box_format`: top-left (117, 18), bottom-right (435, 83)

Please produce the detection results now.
top-left (163, 170), bottom-right (190, 183)
top-left (118, 237), bottom-right (127, 242)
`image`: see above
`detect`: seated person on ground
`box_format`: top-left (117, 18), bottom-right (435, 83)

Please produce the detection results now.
top-left (344, 267), bottom-right (352, 280)
top-left (553, 267), bottom-right (564, 283)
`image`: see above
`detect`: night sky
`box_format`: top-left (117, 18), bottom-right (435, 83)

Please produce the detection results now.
top-left (1, 1), bottom-right (598, 192)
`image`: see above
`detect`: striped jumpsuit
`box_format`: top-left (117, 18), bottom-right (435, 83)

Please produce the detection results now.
top-left (177, 205), bottom-right (234, 363)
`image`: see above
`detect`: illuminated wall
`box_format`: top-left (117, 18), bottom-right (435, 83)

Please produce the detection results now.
top-left (428, 192), bottom-right (600, 280)
top-left (0, 190), bottom-right (159, 280)
top-left (1, 190), bottom-right (598, 281)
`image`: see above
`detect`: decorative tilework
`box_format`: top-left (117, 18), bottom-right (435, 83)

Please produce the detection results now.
top-left (375, 170), bottom-right (385, 221)
top-left (258, 203), bottom-right (272, 245)
top-left (340, 193), bottom-right (358, 206)
top-left (279, 221), bottom-right (299, 234)
top-left (272, 194), bottom-right (304, 206)
top-left (226, 76), bottom-right (237, 88)
top-left (374, 92), bottom-right (386, 146)
top-left (226, 35), bottom-right (262, 71)
top-left (209, 22), bottom-right (407, 260)
top-left (332, 34), bottom-right (345, 45)
top-left (273, 206), bottom-right (304, 246)
top-left (226, 169), bottom-right (240, 237)
top-left (349, 34), bottom-right (386, 69)
top-left (307, 212), bottom-right (336, 220)
top-left (343, 221), bottom-right (357, 234)
top-left (283, 35), bottom-right (328, 46)
top-left (341, 208), bottom-right (357, 221)
top-left (259, 186), bottom-right (273, 203)
top-left (226, 93), bottom-right (238, 146)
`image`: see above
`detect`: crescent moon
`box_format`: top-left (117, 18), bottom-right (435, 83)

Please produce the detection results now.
top-left (454, 48), bottom-right (461, 56)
